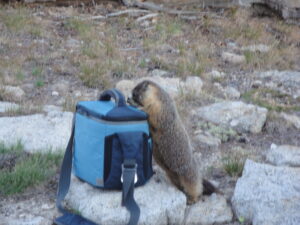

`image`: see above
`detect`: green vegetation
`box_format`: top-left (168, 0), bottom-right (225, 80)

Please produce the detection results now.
top-left (15, 71), bottom-right (25, 81)
top-left (0, 8), bottom-right (43, 37)
top-left (80, 63), bottom-right (111, 88)
top-left (223, 155), bottom-right (245, 177)
top-left (0, 142), bottom-right (62, 196)
top-left (197, 121), bottom-right (237, 142)
top-left (242, 88), bottom-right (300, 112)
top-left (0, 8), bottom-right (30, 32)
top-left (35, 79), bottom-right (45, 88)
top-left (224, 23), bottom-right (262, 42)
top-left (65, 17), bottom-right (93, 40)
top-left (32, 67), bottom-right (43, 77)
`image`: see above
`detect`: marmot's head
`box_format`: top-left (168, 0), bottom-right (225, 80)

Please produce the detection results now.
top-left (130, 80), bottom-right (158, 107)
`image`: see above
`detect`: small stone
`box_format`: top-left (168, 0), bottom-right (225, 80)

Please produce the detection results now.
top-left (241, 44), bottom-right (270, 53)
top-left (222, 52), bottom-right (246, 64)
top-left (207, 70), bottom-right (226, 80)
top-left (115, 80), bottom-right (135, 99)
top-left (279, 112), bottom-right (300, 129)
top-left (74, 91), bottom-right (82, 98)
top-left (266, 145), bottom-right (300, 167)
top-left (195, 133), bottom-right (221, 147)
top-left (227, 41), bottom-right (238, 49)
top-left (252, 80), bottom-right (263, 88)
top-left (151, 69), bottom-right (169, 77)
top-left (138, 76), bottom-right (183, 98)
top-left (224, 86), bottom-right (241, 99)
top-left (184, 76), bottom-right (203, 95)
top-left (1, 85), bottom-right (25, 102)
top-left (52, 81), bottom-right (69, 95)
top-left (41, 203), bottom-right (54, 210)
top-left (140, 20), bottom-right (150, 27)
top-left (66, 38), bottom-right (81, 49)
top-left (51, 91), bottom-right (59, 96)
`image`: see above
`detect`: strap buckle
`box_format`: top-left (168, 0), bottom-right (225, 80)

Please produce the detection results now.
top-left (121, 160), bottom-right (138, 184)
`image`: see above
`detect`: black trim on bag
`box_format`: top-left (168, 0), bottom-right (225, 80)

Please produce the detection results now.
top-left (142, 134), bottom-right (148, 179)
top-left (104, 135), bottom-right (114, 182)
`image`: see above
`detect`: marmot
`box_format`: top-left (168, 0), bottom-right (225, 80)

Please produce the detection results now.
top-left (129, 80), bottom-right (216, 204)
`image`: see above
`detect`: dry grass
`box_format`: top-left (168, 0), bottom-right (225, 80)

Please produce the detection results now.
top-left (0, 7), bottom-right (43, 37)
top-left (242, 88), bottom-right (300, 112)
top-left (2, 105), bottom-right (43, 117)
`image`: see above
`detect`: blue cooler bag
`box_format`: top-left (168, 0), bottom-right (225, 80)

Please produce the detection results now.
top-left (55, 89), bottom-right (154, 225)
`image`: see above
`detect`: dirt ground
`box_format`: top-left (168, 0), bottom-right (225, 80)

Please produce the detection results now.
top-left (0, 1), bottom-right (299, 224)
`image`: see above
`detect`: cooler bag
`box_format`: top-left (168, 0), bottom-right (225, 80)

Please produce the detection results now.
top-left (54, 89), bottom-right (154, 225)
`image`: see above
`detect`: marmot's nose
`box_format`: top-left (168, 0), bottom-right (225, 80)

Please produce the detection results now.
top-left (132, 92), bottom-right (137, 100)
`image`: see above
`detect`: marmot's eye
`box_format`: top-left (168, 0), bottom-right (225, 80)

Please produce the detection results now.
top-left (142, 81), bottom-right (149, 90)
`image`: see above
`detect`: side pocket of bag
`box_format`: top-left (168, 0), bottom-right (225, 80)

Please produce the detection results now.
top-left (143, 134), bottom-right (154, 181)
top-left (103, 134), bottom-right (123, 189)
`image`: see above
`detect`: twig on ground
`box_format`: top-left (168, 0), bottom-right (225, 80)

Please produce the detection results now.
top-left (136, 13), bottom-right (158, 22)
top-left (106, 9), bottom-right (150, 17)
top-left (126, 1), bottom-right (203, 15)
top-left (84, 9), bottom-right (150, 20)
top-left (119, 47), bottom-right (144, 51)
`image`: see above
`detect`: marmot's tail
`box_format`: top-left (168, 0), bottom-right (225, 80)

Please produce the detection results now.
top-left (202, 179), bottom-right (221, 195)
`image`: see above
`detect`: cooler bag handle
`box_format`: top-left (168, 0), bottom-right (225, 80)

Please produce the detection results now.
top-left (99, 88), bottom-right (126, 107)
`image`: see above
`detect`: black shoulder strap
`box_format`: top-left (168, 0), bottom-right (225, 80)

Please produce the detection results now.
top-left (122, 159), bottom-right (140, 225)
top-left (54, 116), bottom-right (140, 225)
top-left (56, 116), bottom-right (75, 214)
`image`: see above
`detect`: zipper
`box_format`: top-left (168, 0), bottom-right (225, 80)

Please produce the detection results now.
top-left (76, 107), bottom-right (148, 125)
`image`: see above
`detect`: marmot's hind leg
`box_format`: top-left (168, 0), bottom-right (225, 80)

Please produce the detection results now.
top-left (165, 169), bottom-right (183, 192)
top-left (179, 176), bottom-right (203, 205)
top-left (153, 149), bottom-right (183, 191)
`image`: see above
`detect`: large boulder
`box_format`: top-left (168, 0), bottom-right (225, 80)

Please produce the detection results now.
top-left (232, 160), bottom-right (300, 225)
top-left (65, 174), bottom-right (187, 225)
top-left (195, 101), bottom-right (268, 134)
top-left (0, 108), bottom-right (72, 153)
top-left (266, 145), bottom-right (300, 167)
top-left (239, 0), bottom-right (300, 21)
top-left (254, 71), bottom-right (300, 98)
top-left (115, 76), bottom-right (203, 99)
top-left (279, 113), bottom-right (300, 129)
top-left (66, 173), bottom-right (233, 225)
top-left (184, 194), bottom-right (233, 225)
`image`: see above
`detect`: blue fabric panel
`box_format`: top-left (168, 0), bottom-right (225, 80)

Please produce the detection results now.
top-left (77, 101), bottom-right (148, 121)
top-left (74, 113), bottom-right (105, 187)
top-left (103, 135), bottom-right (123, 189)
top-left (77, 101), bottom-right (115, 117)
top-left (117, 132), bottom-right (145, 186)
top-left (73, 113), bottom-right (149, 187)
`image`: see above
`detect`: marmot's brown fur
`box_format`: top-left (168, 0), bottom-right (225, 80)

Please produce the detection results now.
top-left (130, 80), bottom-right (216, 204)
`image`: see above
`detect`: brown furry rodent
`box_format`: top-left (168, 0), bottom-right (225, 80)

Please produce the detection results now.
top-left (129, 80), bottom-right (216, 204)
